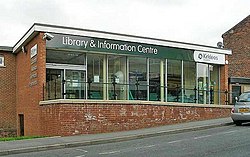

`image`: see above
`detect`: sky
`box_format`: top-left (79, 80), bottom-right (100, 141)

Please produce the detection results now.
top-left (0, 0), bottom-right (249, 47)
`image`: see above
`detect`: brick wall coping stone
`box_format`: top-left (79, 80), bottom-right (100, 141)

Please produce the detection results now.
top-left (40, 99), bottom-right (232, 109)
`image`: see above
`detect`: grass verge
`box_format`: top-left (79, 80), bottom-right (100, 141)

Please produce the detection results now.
top-left (0, 136), bottom-right (45, 141)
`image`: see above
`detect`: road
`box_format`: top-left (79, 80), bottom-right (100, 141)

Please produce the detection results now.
top-left (7, 124), bottom-right (250, 157)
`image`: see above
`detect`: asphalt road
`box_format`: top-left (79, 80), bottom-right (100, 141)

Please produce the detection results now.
top-left (7, 124), bottom-right (250, 157)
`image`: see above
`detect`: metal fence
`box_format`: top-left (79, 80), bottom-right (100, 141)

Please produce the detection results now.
top-left (43, 77), bottom-right (236, 105)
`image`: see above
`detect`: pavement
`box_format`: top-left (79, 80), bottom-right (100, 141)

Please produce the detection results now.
top-left (0, 117), bottom-right (233, 156)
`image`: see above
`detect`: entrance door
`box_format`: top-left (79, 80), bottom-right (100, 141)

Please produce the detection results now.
top-left (46, 69), bottom-right (63, 100)
top-left (19, 114), bottom-right (24, 136)
top-left (65, 70), bottom-right (86, 99)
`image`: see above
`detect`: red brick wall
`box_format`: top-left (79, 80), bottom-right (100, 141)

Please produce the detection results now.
top-left (223, 15), bottom-right (250, 78)
top-left (40, 101), bottom-right (231, 136)
top-left (220, 55), bottom-right (229, 104)
top-left (16, 33), bottom-right (46, 136)
top-left (0, 51), bottom-right (16, 137)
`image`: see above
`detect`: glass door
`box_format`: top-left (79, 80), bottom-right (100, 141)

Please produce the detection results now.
top-left (65, 70), bottom-right (86, 99)
top-left (46, 69), bottom-right (63, 100)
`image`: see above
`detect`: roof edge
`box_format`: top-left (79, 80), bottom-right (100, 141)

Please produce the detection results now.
top-left (13, 23), bottom-right (38, 53)
top-left (229, 76), bottom-right (250, 84)
top-left (0, 46), bottom-right (13, 52)
top-left (13, 23), bottom-right (232, 55)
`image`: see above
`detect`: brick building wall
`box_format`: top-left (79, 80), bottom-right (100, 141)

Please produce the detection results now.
top-left (220, 55), bottom-right (229, 104)
top-left (223, 15), bottom-right (250, 78)
top-left (16, 33), bottom-right (46, 136)
top-left (0, 49), bottom-right (16, 137)
top-left (0, 23), bottom-right (232, 137)
top-left (40, 101), bottom-right (231, 136)
top-left (14, 30), bottom-right (231, 136)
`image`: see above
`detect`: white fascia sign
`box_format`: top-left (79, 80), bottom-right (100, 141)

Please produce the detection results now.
top-left (194, 50), bottom-right (225, 65)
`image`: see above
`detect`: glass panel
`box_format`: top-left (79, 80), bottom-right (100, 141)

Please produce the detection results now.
top-left (129, 57), bottom-right (147, 100)
top-left (46, 50), bottom-right (85, 65)
top-left (161, 60), bottom-right (166, 102)
top-left (65, 70), bottom-right (85, 99)
top-left (210, 65), bottom-right (219, 104)
top-left (197, 63), bottom-right (209, 104)
top-left (183, 61), bottom-right (196, 103)
top-left (87, 54), bottom-right (104, 99)
top-left (232, 86), bottom-right (241, 104)
top-left (46, 69), bottom-right (63, 100)
top-left (167, 60), bottom-right (181, 102)
top-left (238, 92), bottom-right (250, 102)
top-left (149, 59), bottom-right (160, 101)
top-left (108, 56), bottom-right (127, 100)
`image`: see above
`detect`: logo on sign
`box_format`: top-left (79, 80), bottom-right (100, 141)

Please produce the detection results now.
top-left (198, 53), bottom-right (203, 59)
top-left (194, 51), bottom-right (225, 65)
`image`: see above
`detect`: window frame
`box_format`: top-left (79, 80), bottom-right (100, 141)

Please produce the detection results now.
top-left (0, 55), bottom-right (4, 67)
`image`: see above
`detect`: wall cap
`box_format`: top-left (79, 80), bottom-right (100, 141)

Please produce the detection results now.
top-left (40, 99), bottom-right (232, 109)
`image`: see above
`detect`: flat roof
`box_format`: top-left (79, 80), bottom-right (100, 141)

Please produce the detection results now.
top-left (13, 23), bottom-right (232, 55)
top-left (0, 46), bottom-right (12, 52)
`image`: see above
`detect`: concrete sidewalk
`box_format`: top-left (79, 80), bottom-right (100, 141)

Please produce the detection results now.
top-left (0, 117), bottom-right (233, 156)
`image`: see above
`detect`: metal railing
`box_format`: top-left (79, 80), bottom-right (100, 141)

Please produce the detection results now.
top-left (43, 77), bottom-right (236, 105)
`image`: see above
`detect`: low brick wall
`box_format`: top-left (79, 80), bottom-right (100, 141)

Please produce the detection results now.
top-left (0, 128), bottom-right (17, 138)
top-left (40, 100), bottom-right (232, 136)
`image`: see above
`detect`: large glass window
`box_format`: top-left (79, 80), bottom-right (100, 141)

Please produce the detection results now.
top-left (210, 64), bottom-right (219, 104)
top-left (167, 60), bottom-right (182, 102)
top-left (46, 50), bottom-right (86, 99)
top-left (197, 63), bottom-right (209, 104)
top-left (149, 59), bottom-right (161, 101)
top-left (87, 54), bottom-right (104, 99)
top-left (183, 61), bottom-right (196, 103)
top-left (46, 50), bottom-right (85, 65)
top-left (129, 57), bottom-right (147, 100)
top-left (45, 49), bottom-right (223, 104)
top-left (108, 56), bottom-right (127, 100)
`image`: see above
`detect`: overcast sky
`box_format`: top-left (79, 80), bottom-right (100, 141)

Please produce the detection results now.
top-left (0, 0), bottom-right (249, 47)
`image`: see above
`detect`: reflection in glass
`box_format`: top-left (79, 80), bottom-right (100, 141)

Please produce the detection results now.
top-left (210, 64), bottom-right (219, 104)
top-left (129, 57), bottom-right (147, 100)
top-left (46, 49), bottom-right (86, 99)
top-left (46, 50), bottom-right (85, 65)
top-left (87, 54), bottom-right (104, 99)
top-left (167, 60), bottom-right (181, 102)
top-left (197, 63), bottom-right (209, 104)
top-left (46, 69), bottom-right (63, 100)
top-left (108, 56), bottom-right (127, 100)
top-left (65, 70), bottom-right (85, 99)
top-left (45, 49), bottom-right (223, 104)
top-left (183, 61), bottom-right (196, 103)
top-left (149, 59), bottom-right (161, 101)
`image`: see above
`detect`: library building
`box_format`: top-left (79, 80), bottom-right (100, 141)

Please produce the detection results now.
top-left (0, 23), bottom-right (232, 137)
